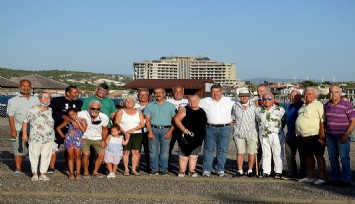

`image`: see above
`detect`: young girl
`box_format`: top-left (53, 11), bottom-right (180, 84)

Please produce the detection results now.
top-left (56, 108), bottom-right (87, 179)
top-left (105, 125), bottom-right (129, 178)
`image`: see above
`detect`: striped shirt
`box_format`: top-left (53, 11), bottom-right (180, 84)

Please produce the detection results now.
top-left (324, 99), bottom-right (355, 138)
top-left (233, 101), bottom-right (258, 141)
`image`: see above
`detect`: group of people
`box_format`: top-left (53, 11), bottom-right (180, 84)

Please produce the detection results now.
top-left (7, 80), bottom-right (354, 187)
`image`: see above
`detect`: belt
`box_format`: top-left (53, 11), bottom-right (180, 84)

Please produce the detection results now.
top-left (207, 123), bottom-right (231, 127)
top-left (152, 125), bottom-right (171, 129)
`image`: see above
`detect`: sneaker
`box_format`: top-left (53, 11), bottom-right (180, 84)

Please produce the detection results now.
top-left (149, 171), bottom-right (159, 176)
top-left (47, 168), bottom-right (55, 174)
top-left (13, 170), bottom-right (22, 176)
top-left (178, 172), bottom-right (185, 178)
top-left (314, 179), bottom-right (326, 185)
top-left (31, 175), bottom-right (39, 181)
top-left (247, 172), bottom-right (255, 177)
top-left (282, 174), bottom-right (297, 180)
top-left (107, 173), bottom-right (115, 178)
top-left (298, 177), bottom-right (315, 183)
top-left (218, 172), bottom-right (226, 177)
top-left (39, 175), bottom-right (50, 181)
top-left (190, 172), bottom-right (198, 178)
top-left (160, 171), bottom-right (169, 176)
top-left (202, 172), bottom-right (211, 177)
top-left (233, 172), bottom-right (244, 177)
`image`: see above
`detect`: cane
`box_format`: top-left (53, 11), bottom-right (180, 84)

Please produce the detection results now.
top-left (255, 152), bottom-right (259, 178)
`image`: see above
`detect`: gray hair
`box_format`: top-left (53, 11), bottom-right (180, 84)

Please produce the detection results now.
top-left (188, 94), bottom-right (200, 101)
top-left (38, 91), bottom-right (51, 99)
top-left (262, 91), bottom-right (274, 99)
top-left (124, 95), bottom-right (136, 102)
top-left (305, 87), bottom-right (318, 97)
top-left (88, 100), bottom-right (101, 108)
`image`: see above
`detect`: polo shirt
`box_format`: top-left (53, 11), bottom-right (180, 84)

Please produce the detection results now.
top-left (295, 100), bottom-right (324, 137)
top-left (199, 97), bottom-right (234, 124)
top-left (324, 99), bottom-right (355, 138)
top-left (7, 95), bottom-right (40, 131)
top-left (143, 100), bottom-right (176, 126)
top-left (81, 95), bottom-right (116, 127)
top-left (78, 110), bottom-right (109, 140)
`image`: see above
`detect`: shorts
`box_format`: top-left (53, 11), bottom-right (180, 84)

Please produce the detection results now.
top-left (123, 133), bottom-right (143, 151)
top-left (298, 135), bottom-right (325, 157)
top-left (104, 154), bottom-right (122, 165)
top-left (234, 137), bottom-right (258, 154)
top-left (82, 139), bottom-right (105, 154)
top-left (179, 145), bottom-right (202, 157)
top-left (11, 131), bottom-right (26, 156)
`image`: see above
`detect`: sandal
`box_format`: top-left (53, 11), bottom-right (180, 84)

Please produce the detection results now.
top-left (76, 175), bottom-right (82, 180)
top-left (274, 173), bottom-right (281, 179)
top-left (124, 171), bottom-right (130, 176)
top-left (131, 171), bottom-right (140, 176)
top-left (68, 175), bottom-right (75, 180)
top-left (262, 173), bottom-right (269, 178)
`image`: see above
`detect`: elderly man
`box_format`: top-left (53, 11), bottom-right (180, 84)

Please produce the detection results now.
top-left (233, 89), bottom-right (258, 177)
top-left (255, 92), bottom-right (285, 179)
top-left (166, 86), bottom-right (188, 167)
top-left (324, 86), bottom-right (355, 187)
top-left (81, 83), bottom-right (116, 128)
top-left (48, 85), bottom-right (82, 173)
top-left (201, 84), bottom-right (235, 177)
top-left (78, 100), bottom-right (109, 178)
top-left (7, 79), bottom-right (40, 176)
top-left (282, 90), bottom-right (307, 180)
top-left (144, 88), bottom-right (176, 176)
top-left (296, 87), bottom-right (326, 185)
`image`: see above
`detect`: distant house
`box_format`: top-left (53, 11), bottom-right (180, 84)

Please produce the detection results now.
top-left (317, 84), bottom-right (331, 95)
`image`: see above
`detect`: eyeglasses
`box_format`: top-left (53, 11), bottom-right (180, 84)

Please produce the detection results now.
top-left (262, 97), bottom-right (273, 101)
top-left (258, 98), bottom-right (263, 101)
top-left (90, 108), bottom-right (101, 111)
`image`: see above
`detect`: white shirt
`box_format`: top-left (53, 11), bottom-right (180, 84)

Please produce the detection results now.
top-left (199, 97), bottom-right (234, 124)
top-left (78, 110), bottom-right (109, 140)
top-left (166, 98), bottom-right (189, 110)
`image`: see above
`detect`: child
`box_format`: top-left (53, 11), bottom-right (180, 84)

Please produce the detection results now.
top-left (56, 108), bottom-right (87, 179)
top-left (105, 125), bottom-right (129, 178)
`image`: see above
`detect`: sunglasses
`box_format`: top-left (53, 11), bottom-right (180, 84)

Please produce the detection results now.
top-left (92, 116), bottom-right (102, 125)
top-left (90, 108), bottom-right (101, 111)
top-left (262, 97), bottom-right (273, 101)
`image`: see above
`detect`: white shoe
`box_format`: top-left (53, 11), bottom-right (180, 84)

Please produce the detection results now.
top-left (178, 172), bottom-right (185, 178)
top-left (31, 175), bottom-right (39, 181)
top-left (298, 177), bottom-right (315, 183)
top-left (191, 172), bottom-right (198, 178)
top-left (39, 175), bottom-right (50, 181)
top-left (314, 179), bottom-right (326, 185)
top-left (107, 173), bottom-right (115, 178)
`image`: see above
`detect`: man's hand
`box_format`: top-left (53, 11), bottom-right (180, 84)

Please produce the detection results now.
top-left (99, 140), bottom-right (107, 148)
top-left (341, 133), bottom-right (349, 143)
top-left (148, 132), bottom-right (154, 140)
top-left (10, 130), bottom-right (17, 139)
top-left (164, 131), bottom-right (172, 139)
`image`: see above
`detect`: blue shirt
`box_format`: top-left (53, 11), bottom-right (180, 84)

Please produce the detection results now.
top-left (286, 101), bottom-right (303, 138)
top-left (143, 100), bottom-right (176, 126)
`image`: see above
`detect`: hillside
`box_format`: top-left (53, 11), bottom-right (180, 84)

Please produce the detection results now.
top-left (0, 67), bottom-right (133, 91)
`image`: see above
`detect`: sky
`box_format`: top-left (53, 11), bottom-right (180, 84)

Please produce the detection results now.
top-left (0, 0), bottom-right (354, 82)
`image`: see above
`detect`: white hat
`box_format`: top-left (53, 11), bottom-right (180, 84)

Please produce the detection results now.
top-left (239, 89), bottom-right (251, 97)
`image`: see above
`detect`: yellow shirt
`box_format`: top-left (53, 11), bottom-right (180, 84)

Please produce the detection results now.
top-left (295, 100), bottom-right (324, 137)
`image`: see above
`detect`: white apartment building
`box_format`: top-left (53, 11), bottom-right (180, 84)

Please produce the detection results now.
top-left (133, 56), bottom-right (239, 86)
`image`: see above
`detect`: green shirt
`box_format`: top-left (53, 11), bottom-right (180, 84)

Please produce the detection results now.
top-left (81, 95), bottom-right (116, 127)
top-left (143, 100), bottom-right (176, 126)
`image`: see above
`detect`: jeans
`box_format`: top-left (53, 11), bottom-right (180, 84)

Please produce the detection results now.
top-left (149, 127), bottom-right (171, 172)
top-left (285, 136), bottom-right (307, 177)
top-left (203, 125), bottom-right (232, 173)
top-left (326, 136), bottom-right (351, 182)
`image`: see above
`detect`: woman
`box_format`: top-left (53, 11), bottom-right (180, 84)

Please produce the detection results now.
top-left (174, 95), bottom-right (207, 177)
top-left (22, 91), bottom-right (55, 181)
top-left (114, 95), bottom-right (145, 176)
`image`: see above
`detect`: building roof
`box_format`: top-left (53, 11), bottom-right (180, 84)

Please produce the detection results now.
top-left (12, 74), bottom-right (68, 90)
top-left (123, 79), bottom-right (215, 89)
top-left (0, 77), bottom-right (19, 88)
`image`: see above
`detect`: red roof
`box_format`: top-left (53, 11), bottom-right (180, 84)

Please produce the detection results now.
top-left (123, 79), bottom-right (215, 89)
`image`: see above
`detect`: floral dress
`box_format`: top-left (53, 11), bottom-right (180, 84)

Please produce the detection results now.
top-left (64, 122), bottom-right (83, 148)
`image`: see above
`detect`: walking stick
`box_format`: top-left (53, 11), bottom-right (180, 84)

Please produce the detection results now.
top-left (255, 152), bottom-right (259, 178)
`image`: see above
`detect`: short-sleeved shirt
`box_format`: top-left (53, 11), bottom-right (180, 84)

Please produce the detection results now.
top-left (199, 97), bottom-right (234, 124)
top-left (50, 96), bottom-right (83, 128)
top-left (143, 100), bottom-right (176, 126)
top-left (286, 101), bottom-right (304, 138)
top-left (166, 98), bottom-right (189, 111)
top-left (233, 102), bottom-right (258, 141)
top-left (81, 96), bottom-right (116, 127)
top-left (23, 106), bottom-right (55, 144)
top-left (78, 110), bottom-right (109, 140)
top-left (255, 105), bottom-right (285, 138)
top-left (7, 95), bottom-right (40, 131)
top-left (324, 99), bottom-right (355, 138)
top-left (295, 100), bottom-right (324, 137)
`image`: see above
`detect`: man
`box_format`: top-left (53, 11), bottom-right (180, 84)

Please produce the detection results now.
top-left (7, 79), bottom-right (40, 176)
top-left (166, 86), bottom-right (188, 167)
top-left (134, 89), bottom-right (151, 172)
top-left (324, 86), bottom-right (355, 187)
top-left (48, 85), bottom-right (82, 173)
top-left (296, 87), bottom-right (326, 185)
top-left (233, 89), bottom-right (258, 177)
top-left (81, 83), bottom-right (116, 127)
top-left (79, 100), bottom-right (109, 178)
top-left (254, 85), bottom-right (268, 107)
top-left (144, 88), bottom-right (176, 176)
top-left (200, 84), bottom-right (235, 177)
top-left (255, 92), bottom-right (285, 179)
top-left (282, 90), bottom-right (306, 180)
